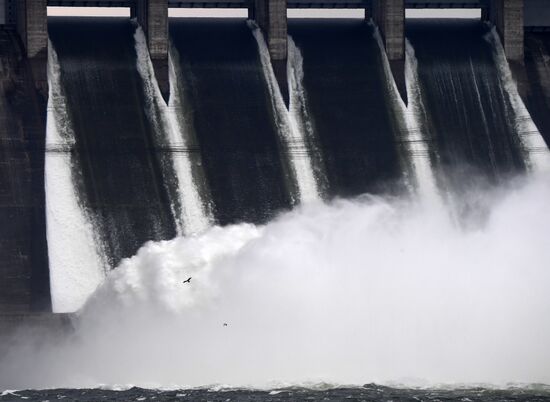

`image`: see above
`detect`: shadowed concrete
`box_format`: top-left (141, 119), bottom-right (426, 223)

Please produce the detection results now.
top-left (0, 28), bottom-right (50, 313)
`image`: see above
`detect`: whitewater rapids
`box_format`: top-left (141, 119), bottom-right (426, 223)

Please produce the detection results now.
top-left (1, 173), bottom-right (550, 390)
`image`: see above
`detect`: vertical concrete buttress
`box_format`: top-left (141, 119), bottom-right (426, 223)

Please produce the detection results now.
top-left (250, 0), bottom-right (289, 105)
top-left (371, 0), bottom-right (407, 103)
top-left (15, 0), bottom-right (47, 96)
top-left (490, 0), bottom-right (524, 60)
top-left (134, 0), bottom-right (169, 100)
top-left (252, 0), bottom-right (287, 61)
top-left (16, 0), bottom-right (47, 58)
top-left (372, 0), bottom-right (404, 61)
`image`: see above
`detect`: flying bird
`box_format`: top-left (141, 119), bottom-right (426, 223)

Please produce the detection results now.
top-left (182, 277), bottom-right (192, 284)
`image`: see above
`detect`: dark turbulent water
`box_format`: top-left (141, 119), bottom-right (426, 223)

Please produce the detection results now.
top-left (170, 18), bottom-right (292, 225)
top-left (406, 20), bottom-right (526, 188)
top-left (289, 20), bottom-right (404, 198)
top-left (2, 385), bottom-right (550, 402)
top-left (48, 18), bottom-right (178, 268)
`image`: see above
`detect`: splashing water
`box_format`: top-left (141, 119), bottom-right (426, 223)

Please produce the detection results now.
top-left (45, 40), bottom-right (107, 312)
top-left (249, 22), bottom-right (322, 204)
top-left (134, 26), bottom-right (211, 235)
top-left (4, 172), bottom-right (550, 389)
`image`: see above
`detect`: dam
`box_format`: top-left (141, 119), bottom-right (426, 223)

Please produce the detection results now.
top-left (0, 0), bottom-right (550, 393)
top-left (0, 0), bottom-right (549, 344)
top-left (0, 0), bottom-right (550, 312)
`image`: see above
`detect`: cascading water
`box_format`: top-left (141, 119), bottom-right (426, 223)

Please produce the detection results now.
top-left (169, 18), bottom-right (291, 225)
top-left (373, 27), bottom-right (439, 201)
top-left (47, 17), bottom-right (178, 272)
top-left (134, 26), bottom-right (211, 235)
top-left (4, 16), bottom-right (550, 395)
top-left (287, 36), bottom-right (329, 198)
top-left (249, 22), bottom-right (322, 204)
top-left (406, 20), bottom-right (529, 186)
top-left (486, 27), bottom-right (550, 173)
top-left (45, 41), bottom-right (106, 312)
top-left (287, 20), bottom-right (403, 198)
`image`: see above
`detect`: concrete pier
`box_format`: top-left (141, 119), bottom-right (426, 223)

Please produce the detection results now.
top-left (16, 0), bottom-right (47, 59)
top-left (372, 0), bottom-right (405, 61)
top-left (490, 0), bottom-right (524, 61)
top-left (134, 0), bottom-right (170, 100)
top-left (15, 0), bottom-right (47, 96)
top-left (250, 0), bottom-right (289, 105)
top-left (251, 0), bottom-right (287, 61)
top-left (371, 0), bottom-right (407, 103)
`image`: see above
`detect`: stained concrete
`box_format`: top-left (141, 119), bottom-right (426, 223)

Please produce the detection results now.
top-left (253, 0), bottom-right (288, 61)
top-left (490, 0), bottom-right (524, 60)
top-left (0, 28), bottom-right (49, 313)
top-left (16, 0), bottom-right (47, 59)
top-left (372, 0), bottom-right (405, 60)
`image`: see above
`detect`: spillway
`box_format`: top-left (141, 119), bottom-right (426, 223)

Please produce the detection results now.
top-left (406, 19), bottom-right (528, 190)
top-left (287, 36), bottom-right (329, 199)
top-left (48, 17), bottom-right (178, 273)
top-left (249, 21), bottom-right (323, 204)
top-left (373, 26), bottom-right (439, 201)
top-left (169, 19), bottom-right (292, 224)
top-left (45, 41), bottom-right (106, 312)
top-left (486, 28), bottom-right (550, 173)
top-left (134, 26), bottom-right (212, 235)
top-left (288, 20), bottom-right (404, 198)
top-left (522, 31), bottom-right (550, 148)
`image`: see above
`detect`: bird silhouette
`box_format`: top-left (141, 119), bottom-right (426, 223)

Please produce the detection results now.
top-left (182, 277), bottom-right (192, 284)
top-left (223, 323), bottom-right (228, 327)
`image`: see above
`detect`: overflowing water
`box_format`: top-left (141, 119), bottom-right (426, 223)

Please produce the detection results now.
top-left (486, 27), bottom-right (550, 173)
top-left (134, 26), bottom-right (211, 235)
top-left (250, 22), bottom-right (322, 204)
top-left (373, 27), bottom-right (439, 201)
top-left (45, 41), bottom-right (106, 312)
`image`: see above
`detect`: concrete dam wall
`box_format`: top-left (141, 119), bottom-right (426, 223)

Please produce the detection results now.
top-left (1, 16), bottom-right (550, 315)
top-left (0, 28), bottom-right (49, 313)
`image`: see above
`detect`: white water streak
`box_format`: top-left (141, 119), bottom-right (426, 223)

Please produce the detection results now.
top-left (134, 26), bottom-right (211, 235)
top-left (249, 22), bottom-right (321, 204)
top-left (373, 27), bottom-right (440, 202)
top-left (486, 27), bottom-right (550, 173)
top-left (46, 41), bottom-right (106, 312)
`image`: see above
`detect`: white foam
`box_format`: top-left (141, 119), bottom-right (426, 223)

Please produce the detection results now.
top-left (45, 40), bottom-right (107, 312)
top-left (486, 27), bottom-right (550, 173)
top-left (134, 26), bottom-right (211, 235)
top-left (249, 22), bottom-right (322, 204)
top-left (5, 174), bottom-right (550, 389)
